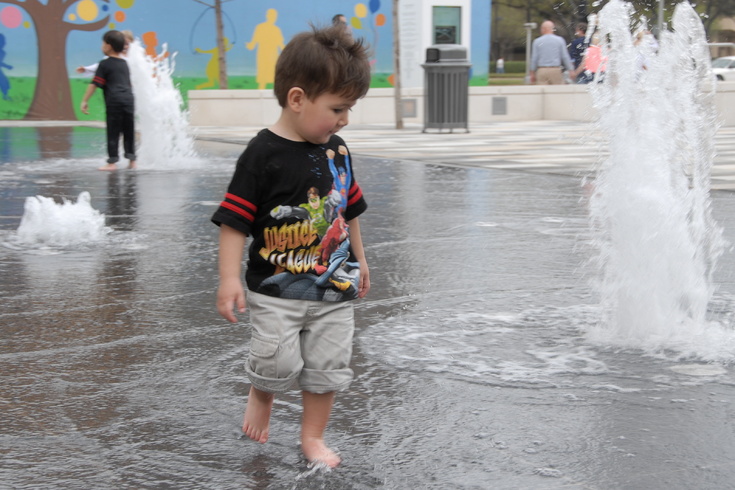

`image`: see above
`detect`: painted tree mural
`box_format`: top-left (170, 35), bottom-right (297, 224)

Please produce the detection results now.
top-left (0, 0), bottom-right (113, 120)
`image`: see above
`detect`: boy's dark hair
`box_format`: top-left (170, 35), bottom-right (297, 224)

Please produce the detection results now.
top-left (103, 30), bottom-right (126, 53)
top-left (576, 23), bottom-right (588, 34)
top-left (273, 25), bottom-right (371, 107)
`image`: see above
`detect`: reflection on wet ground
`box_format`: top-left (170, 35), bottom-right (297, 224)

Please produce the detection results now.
top-left (2, 127), bottom-right (735, 489)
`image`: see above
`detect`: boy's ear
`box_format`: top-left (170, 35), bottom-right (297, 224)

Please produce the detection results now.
top-left (286, 87), bottom-right (306, 112)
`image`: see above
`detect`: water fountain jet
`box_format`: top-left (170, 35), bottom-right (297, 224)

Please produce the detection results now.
top-left (125, 39), bottom-right (200, 168)
top-left (13, 191), bottom-right (111, 248)
top-left (587, 0), bottom-right (733, 360)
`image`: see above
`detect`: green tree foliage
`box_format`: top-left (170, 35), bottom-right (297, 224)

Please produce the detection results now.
top-left (493, 0), bottom-right (735, 61)
top-left (697, 0), bottom-right (735, 34)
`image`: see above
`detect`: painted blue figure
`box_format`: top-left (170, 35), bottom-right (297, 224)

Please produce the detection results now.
top-left (0, 34), bottom-right (13, 100)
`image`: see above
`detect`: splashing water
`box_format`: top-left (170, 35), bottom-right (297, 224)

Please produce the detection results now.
top-left (587, 0), bottom-right (734, 360)
top-left (126, 40), bottom-right (200, 168)
top-left (12, 192), bottom-right (111, 248)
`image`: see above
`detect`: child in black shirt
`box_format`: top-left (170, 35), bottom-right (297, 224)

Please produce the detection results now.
top-left (212, 25), bottom-right (371, 468)
top-left (81, 30), bottom-right (136, 171)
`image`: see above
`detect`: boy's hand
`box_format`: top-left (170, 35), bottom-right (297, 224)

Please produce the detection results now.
top-left (217, 278), bottom-right (246, 322)
top-left (357, 261), bottom-right (370, 298)
top-left (80, 101), bottom-right (89, 115)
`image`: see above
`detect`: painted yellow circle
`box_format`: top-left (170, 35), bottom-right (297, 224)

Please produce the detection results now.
top-left (116, 0), bottom-right (135, 9)
top-left (354, 3), bottom-right (368, 18)
top-left (77, 0), bottom-right (98, 22)
top-left (68, 13), bottom-right (77, 21)
top-left (23, 20), bottom-right (31, 28)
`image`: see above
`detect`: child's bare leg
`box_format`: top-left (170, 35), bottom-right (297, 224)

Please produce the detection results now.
top-left (242, 385), bottom-right (274, 443)
top-left (301, 391), bottom-right (340, 468)
top-left (98, 163), bottom-right (117, 171)
top-left (127, 160), bottom-right (137, 169)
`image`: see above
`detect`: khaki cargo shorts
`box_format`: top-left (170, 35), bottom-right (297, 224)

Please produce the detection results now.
top-left (245, 291), bottom-right (355, 394)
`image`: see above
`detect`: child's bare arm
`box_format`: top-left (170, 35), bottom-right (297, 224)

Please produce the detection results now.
top-left (80, 84), bottom-right (97, 115)
top-left (217, 224), bottom-right (248, 322)
top-left (347, 217), bottom-right (370, 298)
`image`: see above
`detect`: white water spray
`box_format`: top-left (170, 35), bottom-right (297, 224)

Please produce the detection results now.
top-left (588, 0), bottom-right (733, 359)
top-left (125, 40), bottom-right (200, 168)
top-left (13, 192), bottom-right (111, 247)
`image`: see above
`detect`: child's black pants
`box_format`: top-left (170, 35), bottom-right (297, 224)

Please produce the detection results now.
top-left (106, 104), bottom-right (135, 163)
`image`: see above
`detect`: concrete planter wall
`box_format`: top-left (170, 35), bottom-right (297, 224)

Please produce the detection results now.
top-left (188, 82), bottom-right (735, 127)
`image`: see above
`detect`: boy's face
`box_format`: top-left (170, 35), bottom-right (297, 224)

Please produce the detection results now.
top-left (296, 93), bottom-right (356, 145)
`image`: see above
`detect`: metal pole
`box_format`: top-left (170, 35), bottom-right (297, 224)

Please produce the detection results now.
top-left (393, 0), bottom-right (403, 129)
top-left (657, 0), bottom-right (664, 37)
top-left (523, 22), bottom-right (537, 84)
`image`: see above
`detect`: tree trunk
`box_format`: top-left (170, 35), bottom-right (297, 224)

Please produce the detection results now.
top-left (26, 29), bottom-right (76, 120)
top-left (215, 0), bottom-right (228, 89)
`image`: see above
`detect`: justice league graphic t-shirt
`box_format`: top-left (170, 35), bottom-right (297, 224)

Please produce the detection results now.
top-left (212, 129), bottom-right (367, 302)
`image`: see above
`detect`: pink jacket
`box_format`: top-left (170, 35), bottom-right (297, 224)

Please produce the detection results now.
top-left (585, 45), bottom-right (607, 73)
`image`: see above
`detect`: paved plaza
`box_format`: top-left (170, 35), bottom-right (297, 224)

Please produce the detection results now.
top-left (193, 120), bottom-right (735, 191)
top-left (2, 119), bottom-right (734, 190)
top-left (3, 118), bottom-right (735, 488)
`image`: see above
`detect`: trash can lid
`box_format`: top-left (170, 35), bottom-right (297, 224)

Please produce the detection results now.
top-left (426, 44), bottom-right (468, 63)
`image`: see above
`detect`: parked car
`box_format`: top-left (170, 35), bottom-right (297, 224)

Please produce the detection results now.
top-left (712, 56), bottom-right (735, 81)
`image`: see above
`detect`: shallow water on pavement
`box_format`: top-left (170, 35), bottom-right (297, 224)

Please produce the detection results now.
top-left (2, 128), bottom-right (735, 489)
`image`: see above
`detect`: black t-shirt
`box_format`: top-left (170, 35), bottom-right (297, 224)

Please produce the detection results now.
top-left (212, 129), bottom-right (368, 302)
top-left (92, 57), bottom-right (134, 108)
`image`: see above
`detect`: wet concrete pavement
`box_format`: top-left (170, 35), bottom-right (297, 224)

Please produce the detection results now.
top-left (195, 121), bottom-right (735, 191)
top-left (2, 122), bottom-right (735, 489)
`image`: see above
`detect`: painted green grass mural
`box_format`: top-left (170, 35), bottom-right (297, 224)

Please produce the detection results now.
top-left (0, 77), bottom-right (35, 119)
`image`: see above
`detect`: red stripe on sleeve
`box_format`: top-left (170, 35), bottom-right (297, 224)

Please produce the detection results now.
top-left (220, 201), bottom-right (255, 222)
top-left (93, 76), bottom-right (105, 86)
top-left (225, 193), bottom-right (257, 213)
top-left (347, 184), bottom-right (363, 206)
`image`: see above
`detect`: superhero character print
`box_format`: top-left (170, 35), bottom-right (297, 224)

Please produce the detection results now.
top-left (258, 146), bottom-right (360, 301)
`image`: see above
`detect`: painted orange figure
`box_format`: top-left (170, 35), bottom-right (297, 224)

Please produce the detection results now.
top-left (141, 31), bottom-right (169, 62)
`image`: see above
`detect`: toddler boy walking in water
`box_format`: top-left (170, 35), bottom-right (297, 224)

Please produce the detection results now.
top-left (211, 25), bottom-right (371, 468)
top-left (80, 30), bottom-right (136, 171)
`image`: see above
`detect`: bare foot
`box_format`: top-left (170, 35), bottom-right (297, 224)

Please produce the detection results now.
top-left (242, 386), bottom-right (273, 443)
top-left (98, 163), bottom-right (118, 171)
top-left (301, 437), bottom-right (341, 468)
top-left (127, 161), bottom-right (137, 170)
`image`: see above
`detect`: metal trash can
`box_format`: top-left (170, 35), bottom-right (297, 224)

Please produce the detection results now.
top-left (422, 44), bottom-right (471, 133)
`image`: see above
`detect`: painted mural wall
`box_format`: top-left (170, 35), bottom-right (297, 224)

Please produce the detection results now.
top-left (0, 0), bottom-right (490, 121)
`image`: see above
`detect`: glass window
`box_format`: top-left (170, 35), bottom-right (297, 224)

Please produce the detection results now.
top-left (433, 6), bottom-right (461, 44)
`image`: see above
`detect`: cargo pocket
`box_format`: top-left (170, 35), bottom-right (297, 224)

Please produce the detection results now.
top-left (249, 332), bottom-right (279, 358)
top-left (247, 332), bottom-right (292, 387)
